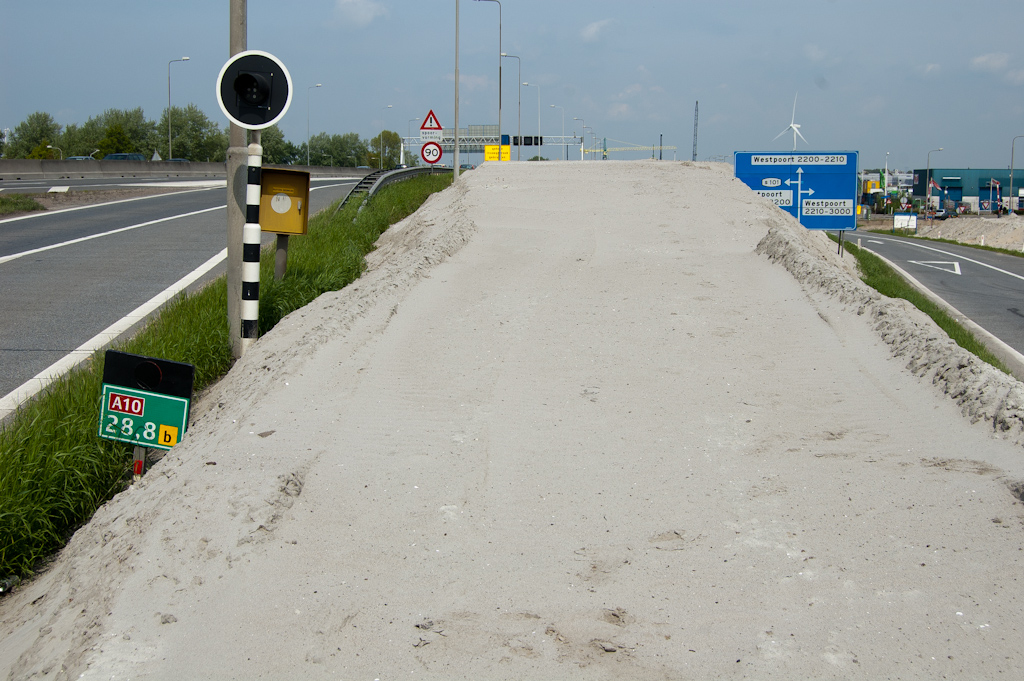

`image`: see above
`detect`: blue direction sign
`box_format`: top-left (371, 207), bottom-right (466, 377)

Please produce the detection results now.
top-left (734, 151), bottom-right (859, 231)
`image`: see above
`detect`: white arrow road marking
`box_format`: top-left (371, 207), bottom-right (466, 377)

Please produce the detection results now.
top-left (869, 236), bottom-right (1024, 283)
top-left (908, 260), bottom-right (961, 275)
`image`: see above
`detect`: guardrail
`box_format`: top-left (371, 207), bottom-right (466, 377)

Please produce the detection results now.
top-left (365, 166), bottom-right (454, 199)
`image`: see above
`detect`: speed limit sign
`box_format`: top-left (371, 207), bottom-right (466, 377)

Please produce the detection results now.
top-left (421, 141), bottom-right (442, 165)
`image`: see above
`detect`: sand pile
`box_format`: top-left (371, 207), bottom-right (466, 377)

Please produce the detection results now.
top-left (1, 161), bottom-right (1023, 680)
top-left (916, 213), bottom-right (1024, 251)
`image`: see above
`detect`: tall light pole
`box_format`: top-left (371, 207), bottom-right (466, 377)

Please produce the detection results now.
top-left (574, 117), bottom-right (585, 160)
top-left (380, 104), bottom-right (392, 169)
top-left (306, 83), bottom-right (322, 167)
top-left (926, 147), bottom-right (943, 214)
top-left (501, 53), bottom-right (520, 160)
top-left (475, 0), bottom-right (501, 159)
top-left (1010, 136), bottom-right (1024, 213)
top-left (167, 56), bottom-right (190, 160)
top-left (46, 144), bottom-right (63, 160)
top-left (550, 104), bottom-right (564, 160)
top-left (454, 0), bottom-right (460, 178)
top-left (523, 82), bottom-right (539, 157)
top-left (884, 151), bottom-right (890, 214)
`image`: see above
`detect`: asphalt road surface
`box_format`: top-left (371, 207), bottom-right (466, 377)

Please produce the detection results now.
top-left (858, 233), bottom-right (1024, 355)
top-left (0, 179), bottom-right (356, 403)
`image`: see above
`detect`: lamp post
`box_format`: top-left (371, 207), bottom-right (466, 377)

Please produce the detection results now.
top-left (380, 104), bottom-right (392, 169)
top-left (523, 82), bottom-right (539, 157)
top-left (1010, 136), bottom-right (1024, 213)
top-left (884, 151), bottom-right (890, 214)
top-left (574, 117), bottom-right (585, 160)
top-left (88, 149), bottom-right (99, 158)
top-left (475, 0), bottom-right (501, 159)
top-left (550, 104), bottom-right (564, 159)
top-left (501, 53), bottom-right (520, 160)
top-left (454, 0), bottom-right (460, 178)
top-left (926, 147), bottom-right (943, 215)
top-left (167, 57), bottom-right (189, 160)
top-left (306, 83), bottom-right (321, 166)
top-left (46, 145), bottom-right (63, 160)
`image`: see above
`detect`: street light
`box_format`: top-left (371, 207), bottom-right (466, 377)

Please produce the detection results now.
top-left (501, 53), bottom-right (520, 160)
top-left (46, 144), bottom-right (63, 160)
top-left (926, 147), bottom-right (943, 215)
top-left (523, 82), bottom-right (539, 157)
top-left (1010, 136), bottom-right (1024, 214)
top-left (474, 0), bottom-right (502, 159)
top-left (307, 83), bottom-right (322, 167)
top-left (550, 104), bottom-right (564, 160)
top-left (167, 57), bottom-right (190, 160)
top-left (88, 149), bottom-right (99, 158)
top-left (380, 104), bottom-right (392, 169)
top-left (573, 117), bottom-right (584, 160)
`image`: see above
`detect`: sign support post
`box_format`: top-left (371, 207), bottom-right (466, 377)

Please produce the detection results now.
top-left (226, 0), bottom-right (247, 359)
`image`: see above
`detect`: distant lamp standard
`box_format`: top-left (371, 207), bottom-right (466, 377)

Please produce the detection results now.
top-left (573, 117), bottom-right (585, 160)
top-left (523, 82), bottom-right (539, 156)
top-left (167, 56), bottom-right (190, 160)
top-left (474, 0), bottom-right (502, 159)
top-left (306, 83), bottom-right (322, 166)
top-left (550, 104), bottom-right (564, 160)
top-left (1010, 135), bottom-right (1024, 213)
top-left (88, 148), bottom-right (99, 158)
top-left (46, 144), bottom-right (63, 160)
top-left (884, 151), bottom-right (890, 214)
top-left (501, 53), bottom-right (520, 160)
top-left (925, 147), bottom-right (943, 214)
top-left (380, 104), bottom-right (392, 169)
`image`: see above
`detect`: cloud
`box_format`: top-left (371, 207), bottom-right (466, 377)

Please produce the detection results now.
top-left (804, 44), bottom-right (827, 63)
top-left (581, 19), bottom-right (612, 42)
top-left (1007, 70), bottom-right (1024, 85)
top-left (971, 53), bottom-right (1009, 72)
top-left (608, 103), bottom-right (631, 120)
top-left (334, 0), bottom-right (388, 27)
top-left (922, 63), bottom-right (941, 76)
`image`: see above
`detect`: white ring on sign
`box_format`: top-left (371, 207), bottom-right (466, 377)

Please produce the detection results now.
top-left (271, 193), bottom-right (292, 214)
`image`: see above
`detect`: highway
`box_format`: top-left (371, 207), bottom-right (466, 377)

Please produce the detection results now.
top-left (0, 178), bottom-right (357, 407)
top-left (858, 232), bottom-right (1024, 355)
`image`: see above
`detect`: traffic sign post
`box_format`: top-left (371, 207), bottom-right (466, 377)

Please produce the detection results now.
top-left (421, 141), bottom-right (443, 165)
top-left (734, 151), bottom-right (859, 231)
top-left (420, 109), bottom-right (443, 142)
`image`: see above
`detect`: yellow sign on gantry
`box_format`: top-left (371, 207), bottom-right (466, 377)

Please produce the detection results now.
top-left (484, 145), bottom-right (511, 162)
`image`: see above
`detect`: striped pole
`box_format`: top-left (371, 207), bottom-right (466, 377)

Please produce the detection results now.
top-left (241, 138), bottom-right (262, 353)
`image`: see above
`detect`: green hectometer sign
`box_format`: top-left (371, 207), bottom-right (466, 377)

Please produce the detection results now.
top-left (98, 384), bottom-right (189, 451)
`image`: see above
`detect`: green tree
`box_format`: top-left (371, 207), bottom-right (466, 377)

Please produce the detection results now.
top-left (0, 128), bottom-right (6, 157)
top-left (155, 104), bottom-right (227, 161)
top-left (307, 132), bottom-right (369, 167)
top-left (90, 108), bottom-right (157, 157)
top-left (367, 130), bottom-right (401, 169)
top-left (258, 124), bottom-right (299, 164)
top-left (6, 112), bottom-right (61, 158)
top-left (96, 124), bottom-right (136, 157)
top-left (58, 123), bottom-right (102, 158)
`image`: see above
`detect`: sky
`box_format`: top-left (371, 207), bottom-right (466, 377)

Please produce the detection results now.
top-left (3, 0), bottom-right (1024, 170)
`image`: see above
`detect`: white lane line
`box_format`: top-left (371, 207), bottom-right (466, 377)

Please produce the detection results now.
top-left (0, 205), bottom-right (225, 265)
top-left (0, 186), bottom-right (221, 225)
top-left (870, 236), bottom-right (1024, 283)
top-left (907, 260), bottom-right (962, 275)
top-left (0, 248), bottom-right (228, 421)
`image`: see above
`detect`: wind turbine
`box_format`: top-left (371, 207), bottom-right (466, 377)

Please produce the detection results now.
top-left (773, 93), bottom-right (807, 151)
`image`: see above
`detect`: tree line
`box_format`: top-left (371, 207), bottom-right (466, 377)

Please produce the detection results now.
top-left (0, 107), bottom-right (412, 168)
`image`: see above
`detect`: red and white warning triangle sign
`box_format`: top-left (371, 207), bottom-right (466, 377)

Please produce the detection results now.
top-left (420, 110), bottom-right (443, 140)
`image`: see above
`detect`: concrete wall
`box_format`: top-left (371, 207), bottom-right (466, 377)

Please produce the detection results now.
top-left (0, 159), bottom-right (369, 182)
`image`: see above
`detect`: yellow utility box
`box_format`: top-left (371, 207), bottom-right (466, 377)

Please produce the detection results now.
top-left (260, 168), bottom-right (311, 235)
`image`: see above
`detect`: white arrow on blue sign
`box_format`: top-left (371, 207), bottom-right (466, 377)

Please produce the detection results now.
top-left (734, 151), bottom-right (859, 230)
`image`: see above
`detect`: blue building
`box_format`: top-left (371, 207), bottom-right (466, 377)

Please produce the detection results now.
top-left (912, 168), bottom-right (1017, 213)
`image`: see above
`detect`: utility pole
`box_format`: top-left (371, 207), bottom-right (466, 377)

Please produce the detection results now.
top-left (692, 101), bottom-right (698, 162)
top-left (226, 0), bottom-right (247, 358)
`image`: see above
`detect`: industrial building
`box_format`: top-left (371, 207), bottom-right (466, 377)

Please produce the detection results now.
top-left (912, 168), bottom-right (1019, 213)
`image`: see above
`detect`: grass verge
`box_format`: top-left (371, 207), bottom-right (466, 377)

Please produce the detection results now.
top-left (0, 194), bottom-right (45, 215)
top-left (833, 236), bottom-right (1010, 374)
top-left (0, 174), bottom-right (452, 579)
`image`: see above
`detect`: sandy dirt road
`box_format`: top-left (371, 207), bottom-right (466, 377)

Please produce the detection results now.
top-left (1, 161), bottom-right (1023, 680)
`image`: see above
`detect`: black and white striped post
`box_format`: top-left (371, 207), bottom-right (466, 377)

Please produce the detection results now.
top-left (241, 135), bottom-right (262, 352)
top-left (216, 49), bottom-right (293, 357)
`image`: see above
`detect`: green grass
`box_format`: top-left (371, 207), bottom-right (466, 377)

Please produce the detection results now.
top-left (0, 174), bottom-right (452, 579)
top-left (834, 236), bottom-right (1010, 373)
top-left (0, 194), bottom-right (45, 215)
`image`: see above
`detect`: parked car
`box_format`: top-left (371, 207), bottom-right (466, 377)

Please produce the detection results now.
top-left (931, 209), bottom-right (951, 220)
top-left (460, 163), bottom-right (476, 170)
top-left (65, 156), bottom-right (95, 161)
top-left (102, 153), bottom-right (146, 161)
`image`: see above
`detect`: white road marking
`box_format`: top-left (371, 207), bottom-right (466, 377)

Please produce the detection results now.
top-left (0, 205), bottom-right (226, 265)
top-left (870, 236), bottom-right (1024, 283)
top-left (0, 186), bottom-right (220, 224)
top-left (907, 260), bottom-right (961, 275)
top-left (0, 248), bottom-right (228, 421)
